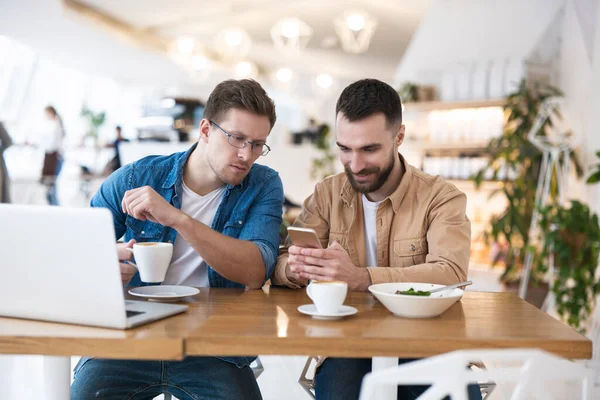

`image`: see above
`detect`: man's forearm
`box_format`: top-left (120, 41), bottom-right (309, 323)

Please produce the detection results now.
top-left (367, 260), bottom-right (465, 286)
top-left (173, 213), bottom-right (266, 289)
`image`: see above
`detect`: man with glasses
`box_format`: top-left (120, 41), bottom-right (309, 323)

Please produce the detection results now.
top-left (71, 79), bottom-right (283, 400)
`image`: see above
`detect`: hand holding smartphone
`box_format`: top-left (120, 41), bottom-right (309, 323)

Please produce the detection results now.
top-left (286, 227), bottom-right (322, 249)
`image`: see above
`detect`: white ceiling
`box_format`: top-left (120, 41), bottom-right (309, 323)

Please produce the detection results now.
top-left (76, 0), bottom-right (431, 81)
top-left (0, 0), bottom-right (431, 91)
top-left (0, 0), bottom-right (191, 88)
top-left (81, 0), bottom-right (429, 61)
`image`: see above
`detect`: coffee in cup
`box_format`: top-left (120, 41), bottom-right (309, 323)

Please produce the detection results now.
top-left (307, 280), bottom-right (348, 314)
top-left (125, 242), bottom-right (173, 283)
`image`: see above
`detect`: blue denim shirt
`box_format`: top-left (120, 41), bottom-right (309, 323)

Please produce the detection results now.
top-left (89, 143), bottom-right (284, 367)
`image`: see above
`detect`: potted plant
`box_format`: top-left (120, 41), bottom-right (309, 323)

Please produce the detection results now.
top-left (586, 151), bottom-right (600, 184)
top-left (310, 123), bottom-right (336, 180)
top-left (535, 200), bottom-right (600, 332)
top-left (398, 82), bottom-right (418, 103)
top-left (471, 79), bottom-right (583, 306)
top-left (80, 106), bottom-right (106, 146)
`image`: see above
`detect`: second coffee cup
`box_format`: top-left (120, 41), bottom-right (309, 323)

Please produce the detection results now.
top-left (126, 242), bottom-right (173, 283)
top-left (307, 280), bottom-right (348, 314)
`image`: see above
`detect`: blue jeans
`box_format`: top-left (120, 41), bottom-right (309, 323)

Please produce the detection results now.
top-left (45, 155), bottom-right (63, 206)
top-left (315, 358), bottom-right (482, 400)
top-left (71, 356), bottom-right (262, 400)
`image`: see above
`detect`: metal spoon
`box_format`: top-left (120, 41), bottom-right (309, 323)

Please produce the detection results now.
top-left (428, 280), bottom-right (473, 294)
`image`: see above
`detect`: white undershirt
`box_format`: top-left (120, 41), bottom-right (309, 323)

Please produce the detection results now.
top-left (40, 119), bottom-right (63, 153)
top-left (362, 195), bottom-right (381, 267)
top-left (162, 182), bottom-right (225, 287)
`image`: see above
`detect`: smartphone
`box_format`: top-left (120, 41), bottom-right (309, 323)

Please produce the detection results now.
top-left (287, 227), bottom-right (323, 249)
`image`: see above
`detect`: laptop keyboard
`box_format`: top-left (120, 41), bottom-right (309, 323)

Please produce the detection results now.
top-left (126, 310), bottom-right (145, 318)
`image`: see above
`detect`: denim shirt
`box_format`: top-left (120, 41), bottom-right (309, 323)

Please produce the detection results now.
top-left (89, 143), bottom-right (284, 368)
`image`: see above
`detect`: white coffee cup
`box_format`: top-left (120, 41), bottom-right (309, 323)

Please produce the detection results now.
top-left (125, 242), bottom-right (173, 283)
top-left (307, 280), bottom-right (348, 314)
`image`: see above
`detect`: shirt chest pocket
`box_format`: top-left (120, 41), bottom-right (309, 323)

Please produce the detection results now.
top-left (392, 237), bottom-right (428, 268)
top-left (223, 216), bottom-right (245, 238)
top-left (125, 216), bottom-right (166, 241)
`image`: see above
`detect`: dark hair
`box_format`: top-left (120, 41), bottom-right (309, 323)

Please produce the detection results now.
top-left (44, 105), bottom-right (58, 117)
top-left (203, 79), bottom-right (276, 129)
top-left (116, 125), bottom-right (122, 131)
top-left (336, 79), bottom-right (402, 129)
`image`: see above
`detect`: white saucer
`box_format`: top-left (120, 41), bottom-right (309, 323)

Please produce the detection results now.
top-left (297, 304), bottom-right (358, 320)
top-left (128, 285), bottom-right (200, 302)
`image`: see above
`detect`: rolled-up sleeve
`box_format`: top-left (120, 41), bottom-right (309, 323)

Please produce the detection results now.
top-left (237, 172), bottom-right (284, 284)
top-left (272, 182), bottom-right (331, 288)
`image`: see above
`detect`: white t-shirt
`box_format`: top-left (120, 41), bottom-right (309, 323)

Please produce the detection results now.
top-left (362, 195), bottom-right (381, 267)
top-left (162, 182), bottom-right (226, 287)
top-left (40, 119), bottom-right (63, 153)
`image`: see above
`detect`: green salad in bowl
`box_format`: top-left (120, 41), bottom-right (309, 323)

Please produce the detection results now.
top-left (395, 288), bottom-right (431, 296)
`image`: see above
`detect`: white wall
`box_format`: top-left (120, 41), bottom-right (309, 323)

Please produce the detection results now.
top-left (394, 0), bottom-right (564, 86)
top-left (560, 0), bottom-right (600, 213)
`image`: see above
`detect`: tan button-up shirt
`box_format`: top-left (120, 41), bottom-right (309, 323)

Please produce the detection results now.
top-left (272, 154), bottom-right (471, 288)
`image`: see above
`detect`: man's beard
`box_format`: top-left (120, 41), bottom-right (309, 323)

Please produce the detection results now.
top-left (345, 151), bottom-right (396, 194)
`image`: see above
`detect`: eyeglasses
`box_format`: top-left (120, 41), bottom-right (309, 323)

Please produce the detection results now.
top-left (210, 121), bottom-right (271, 156)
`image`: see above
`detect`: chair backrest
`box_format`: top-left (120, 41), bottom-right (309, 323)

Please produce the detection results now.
top-left (359, 349), bottom-right (594, 400)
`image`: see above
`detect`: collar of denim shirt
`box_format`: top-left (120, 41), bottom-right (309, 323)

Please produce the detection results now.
top-left (161, 142), bottom-right (246, 192)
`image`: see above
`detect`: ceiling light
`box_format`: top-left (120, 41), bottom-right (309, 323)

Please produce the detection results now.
top-left (346, 13), bottom-right (365, 31)
top-left (235, 61), bottom-right (258, 78)
top-left (176, 36), bottom-right (196, 55)
top-left (316, 74), bottom-right (333, 89)
top-left (334, 10), bottom-right (377, 54)
top-left (271, 18), bottom-right (312, 55)
top-left (276, 68), bottom-right (293, 83)
top-left (214, 27), bottom-right (252, 61)
top-left (225, 31), bottom-right (243, 47)
top-left (281, 19), bottom-right (301, 39)
top-left (191, 55), bottom-right (208, 70)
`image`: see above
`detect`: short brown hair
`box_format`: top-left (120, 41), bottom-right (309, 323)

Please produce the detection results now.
top-left (204, 79), bottom-right (276, 129)
top-left (336, 79), bottom-right (402, 130)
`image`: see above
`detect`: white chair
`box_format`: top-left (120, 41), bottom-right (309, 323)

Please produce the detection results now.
top-left (298, 356), bottom-right (493, 399)
top-left (359, 349), bottom-right (594, 400)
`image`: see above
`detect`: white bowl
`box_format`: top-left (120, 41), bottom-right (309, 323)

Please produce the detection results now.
top-left (368, 282), bottom-right (464, 318)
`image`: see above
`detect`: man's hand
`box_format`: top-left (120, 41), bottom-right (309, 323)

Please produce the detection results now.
top-left (284, 257), bottom-right (308, 287)
top-left (117, 239), bottom-right (136, 285)
top-left (287, 241), bottom-right (371, 291)
top-left (121, 186), bottom-right (185, 227)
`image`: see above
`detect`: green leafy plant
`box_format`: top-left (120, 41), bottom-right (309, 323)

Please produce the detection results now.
top-left (472, 79), bottom-right (583, 283)
top-left (535, 201), bottom-right (600, 332)
top-left (310, 124), bottom-right (337, 180)
top-left (398, 82), bottom-right (418, 103)
top-left (80, 106), bottom-right (106, 139)
top-left (586, 151), bottom-right (600, 184)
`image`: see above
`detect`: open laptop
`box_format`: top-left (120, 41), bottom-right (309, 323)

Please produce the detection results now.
top-left (0, 204), bottom-right (188, 329)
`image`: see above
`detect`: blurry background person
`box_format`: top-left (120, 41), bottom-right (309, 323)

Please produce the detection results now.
top-left (102, 125), bottom-right (129, 176)
top-left (40, 105), bottom-right (65, 206)
top-left (0, 121), bottom-right (13, 203)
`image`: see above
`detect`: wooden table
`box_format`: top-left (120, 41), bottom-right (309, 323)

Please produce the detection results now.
top-left (184, 287), bottom-right (591, 359)
top-left (183, 287), bottom-right (591, 400)
top-left (0, 288), bottom-right (592, 400)
top-left (0, 293), bottom-right (200, 400)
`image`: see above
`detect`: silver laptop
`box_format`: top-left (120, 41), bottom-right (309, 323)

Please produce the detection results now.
top-left (0, 204), bottom-right (188, 329)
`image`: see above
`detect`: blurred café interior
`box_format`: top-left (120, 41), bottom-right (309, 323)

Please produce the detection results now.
top-left (1, 0), bottom-right (600, 399)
